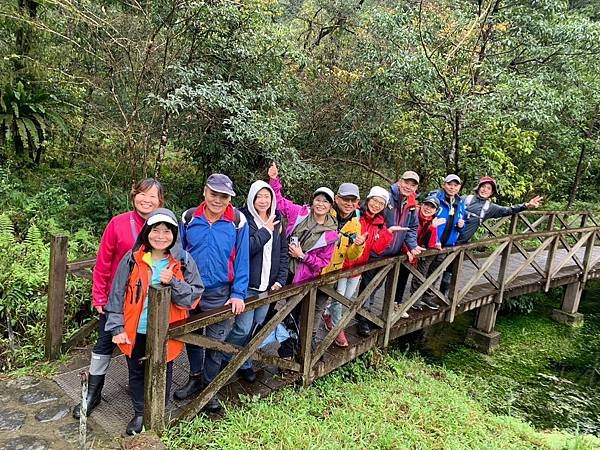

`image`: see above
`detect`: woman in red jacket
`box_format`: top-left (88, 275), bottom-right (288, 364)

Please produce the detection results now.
top-left (72, 178), bottom-right (164, 419)
top-left (334, 187), bottom-right (394, 344)
top-left (404, 195), bottom-right (445, 314)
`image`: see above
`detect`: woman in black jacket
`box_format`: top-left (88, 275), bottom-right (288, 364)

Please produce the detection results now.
top-left (223, 180), bottom-right (289, 381)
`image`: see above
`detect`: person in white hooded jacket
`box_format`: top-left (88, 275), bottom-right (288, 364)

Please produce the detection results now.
top-left (222, 180), bottom-right (289, 382)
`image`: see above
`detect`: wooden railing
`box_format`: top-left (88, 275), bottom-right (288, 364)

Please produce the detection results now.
top-left (44, 210), bottom-right (600, 432)
top-left (140, 211), bottom-right (600, 432)
top-left (45, 236), bottom-right (96, 360)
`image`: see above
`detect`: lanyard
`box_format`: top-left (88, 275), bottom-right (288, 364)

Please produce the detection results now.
top-left (129, 212), bottom-right (140, 241)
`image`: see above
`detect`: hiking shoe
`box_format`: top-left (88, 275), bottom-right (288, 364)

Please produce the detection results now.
top-left (422, 298), bottom-right (440, 310)
top-left (411, 301), bottom-right (425, 311)
top-left (322, 313), bottom-right (334, 331)
top-left (334, 330), bottom-right (349, 348)
top-left (238, 367), bottom-right (256, 383)
top-left (357, 319), bottom-right (371, 337)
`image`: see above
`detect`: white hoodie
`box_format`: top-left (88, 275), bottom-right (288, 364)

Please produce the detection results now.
top-left (246, 180), bottom-right (277, 291)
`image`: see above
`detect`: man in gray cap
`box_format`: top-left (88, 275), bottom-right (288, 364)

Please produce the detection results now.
top-left (174, 173), bottom-right (250, 412)
top-left (418, 173), bottom-right (465, 307)
top-left (318, 182), bottom-right (367, 347)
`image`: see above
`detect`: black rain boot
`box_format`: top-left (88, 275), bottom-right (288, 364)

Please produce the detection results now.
top-left (439, 270), bottom-right (453, 296)
top-left (173, 372), bottom-right (203, 401)
top-left (203, 396), bottom-right (221, 413)
top-left (126, 415), bottom-right (144, 435)
top-left (72, 374), bottom-right (105, 419)
top-left (357, 316), bottom-right (371, 337)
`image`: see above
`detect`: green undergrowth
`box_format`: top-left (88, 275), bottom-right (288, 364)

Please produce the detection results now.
top-left (439, 284), bottom-right (600, 436)
top-left (162, 350), bottom-right (599, 449)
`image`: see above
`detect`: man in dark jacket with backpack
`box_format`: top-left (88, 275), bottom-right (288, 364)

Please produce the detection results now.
top-left (457, 176), bottom-right (543, 244)
top-left (174, 174), bottom-right (250, 412)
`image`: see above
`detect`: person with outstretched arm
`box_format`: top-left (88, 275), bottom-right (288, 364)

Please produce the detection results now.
top-left (457, 176), bottom-right (543, 244)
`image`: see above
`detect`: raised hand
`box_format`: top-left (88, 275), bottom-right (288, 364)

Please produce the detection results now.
top-left (353, 232), bottom-right (368, 246)
top-left (268, 162), bottom-right (279, 179)
top-left (432, 217), bottom-right (446, 228)
top-left (264, 215), bottom-right (280, 231)
top-left (159, 263), bottom-right (175, 285)
top-left (527, 195), bottom-right (543, 208)
top-left (388, 225), bottom-right (410, 233)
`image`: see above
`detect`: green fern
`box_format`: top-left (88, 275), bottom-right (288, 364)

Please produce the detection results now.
top-left (0, 214), bottom-right (15, 245)
top-left (23, 223), bottom-right (43, 248)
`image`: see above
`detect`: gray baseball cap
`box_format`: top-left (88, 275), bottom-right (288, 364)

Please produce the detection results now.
top-left (337, 183), bottom-right (360, 198)
top-left (206, 173), bottom-right (236, 197)
top-left (401, 170), bottom-right (420, 183)
top-left (444, 174), bottom-right (462, 184)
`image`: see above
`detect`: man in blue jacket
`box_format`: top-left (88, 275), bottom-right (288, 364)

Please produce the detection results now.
top-left (419, 174), bottom-right (465, 308)
top-left (174, 173), bottom-right (250, 412)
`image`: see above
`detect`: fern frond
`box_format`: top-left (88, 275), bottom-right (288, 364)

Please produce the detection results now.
top-left (0, 214), bottom-right (15, 245)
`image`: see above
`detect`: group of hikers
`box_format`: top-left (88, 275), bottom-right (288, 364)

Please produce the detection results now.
top-left (73, 164), bottom-right (543, 435)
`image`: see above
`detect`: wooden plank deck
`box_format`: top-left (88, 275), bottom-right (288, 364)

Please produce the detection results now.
top-left (53, 244), bottom-right (600, 435)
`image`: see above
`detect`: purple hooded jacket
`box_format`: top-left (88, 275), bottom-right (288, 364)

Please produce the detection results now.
top-left (269, 177), bottom-right (338, 284)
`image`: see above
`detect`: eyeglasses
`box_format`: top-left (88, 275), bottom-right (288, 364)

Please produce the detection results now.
top-left (313, 198), bottom-right (331, 205)
top-left (369, 198), bottom-right (385, 207)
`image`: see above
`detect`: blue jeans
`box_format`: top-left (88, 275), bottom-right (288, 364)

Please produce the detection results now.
top-left (328, 276), bottom-right (361, 325)
top-left (223, 288), bottom-right (269, 370)
top-left (185, 286), bottom-right (234, 385)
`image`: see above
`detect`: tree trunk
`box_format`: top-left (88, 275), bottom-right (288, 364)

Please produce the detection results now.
top-left (567, 144), bottom-right (586, 209)
top-left (154, 112), bottom-right (170, 179)
top-left (451, 108), bottom-right (462, 174)
top-left (14, 0), bottom-right (38, 74)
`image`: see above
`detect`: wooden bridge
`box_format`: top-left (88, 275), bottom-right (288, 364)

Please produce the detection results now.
top-left (47, 210), bottom-right (600, 435)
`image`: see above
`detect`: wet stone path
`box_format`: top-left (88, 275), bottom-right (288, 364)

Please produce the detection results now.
top-left (0, 376), bottom-right (116, 450)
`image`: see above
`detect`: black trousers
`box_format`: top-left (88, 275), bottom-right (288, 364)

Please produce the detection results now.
top-left (127, 333), bottom-right (173, 415)
top-left (92, 313), bottom-right (117, 355)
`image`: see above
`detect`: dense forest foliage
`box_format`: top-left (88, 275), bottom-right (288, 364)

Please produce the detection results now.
top-left (0, 0), bottom-right (599, 367)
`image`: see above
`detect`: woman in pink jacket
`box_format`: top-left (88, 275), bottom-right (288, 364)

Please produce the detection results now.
top-left (267, 163), bottom-right (338, 359)
top-left (72, 178), bottom-right (164, 419)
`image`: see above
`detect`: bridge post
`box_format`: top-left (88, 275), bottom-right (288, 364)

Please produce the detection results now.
top-left (466, 302), bottom-right (501, 354)
top-left (299, 288), bottom-right (317, 387)
top-left (551, 228), bottom-right (595, 327)
top-left (45, 235), bottom-right (68, 360)
top-left (380, 260), bottom-right (401, 348)
top-left (144, 285), bottom-right (171, 434)
top-left (551, 282), bottom-right (584, 326)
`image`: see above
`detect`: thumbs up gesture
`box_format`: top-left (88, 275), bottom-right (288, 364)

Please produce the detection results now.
top-left (160, 263), bottom-right (176, 285)
top-left (353, 232), bottom-right (368, 246)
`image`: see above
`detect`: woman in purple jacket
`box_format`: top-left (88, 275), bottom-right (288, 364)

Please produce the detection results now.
top-left (267, 163), bottom-right (338, 358)
top-left (268, 163), bottom-right (338, 284)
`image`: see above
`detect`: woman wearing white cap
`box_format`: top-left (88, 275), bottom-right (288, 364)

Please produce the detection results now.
top-left (268, 163), bottom-right (338, 284)
top-left (337, 186), bottom-right (396, 331)
top-left (104, 208), bottom-right (203, 435)
top-left (268, 163), bottom-right (338, 358)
